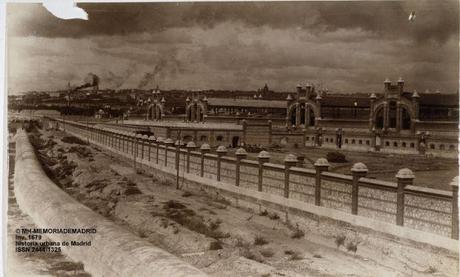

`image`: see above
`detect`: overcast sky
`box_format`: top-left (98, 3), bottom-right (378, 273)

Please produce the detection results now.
top-left (7, 1), bottom-right (459, 95)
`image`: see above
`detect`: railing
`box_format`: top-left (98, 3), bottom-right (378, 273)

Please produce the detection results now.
top-left (47, 118), bottom-right (459, 240)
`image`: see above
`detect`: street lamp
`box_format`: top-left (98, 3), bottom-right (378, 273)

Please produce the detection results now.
top-left (353, 100), bottom-right (358, 118)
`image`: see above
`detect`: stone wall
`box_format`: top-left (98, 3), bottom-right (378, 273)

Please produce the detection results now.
top-left (244, 123), bottom-right (271, 145)
top-left (54, 119), bottom-right (458, 241)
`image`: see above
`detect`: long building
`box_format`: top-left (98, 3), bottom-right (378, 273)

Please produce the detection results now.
top-left (122, 78), bottom-right (460, 158)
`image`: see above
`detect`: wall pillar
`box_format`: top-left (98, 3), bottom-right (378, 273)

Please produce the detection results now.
top-left (156, 138), bottom-right (162, 164)
top-left (186, 142), bottom-right (197, 173)
top-left (200, 144), bottom-right (210, 177)
top-left (140, 136), bottom-right (145, 160)
top-left (235, 148), bottom-right (248, 186)
top-left (451, 177), bottom-right (459, 239)
top-left (164, 138), bottom-right (174, 167)
top-left (284, 154), bottom-right (298, 198)
top-left (314, 158), bottom-right (330, 206)
top-left (216, 146), bottom-right (228, 182)
top-left (296, 154), bottom-right (305, 167)
top-left (257, 151), bottom-right (270, 192)
top-left (396, 168), bottom-right (414, 226)
top-left (351, 163), bottom-right (368, 215)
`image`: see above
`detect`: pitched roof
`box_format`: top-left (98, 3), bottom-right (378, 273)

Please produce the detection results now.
top-left (321, 94), bottom-right (371, 108)
top-left (207, 98), bottom-right (286, 109)
top-left (418, 93), bottom-right (459, 107)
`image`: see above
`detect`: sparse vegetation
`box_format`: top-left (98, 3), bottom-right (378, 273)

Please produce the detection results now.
top-left (335, 234), bottom-right (346, 248)
top-left (254, 235), bottom-right (269, 246)
top-left (61, 136), bottom-right (89, 145)
top-left (346, 241), bottom-right (359, 254)
top-left (209, 241), bottom-right (223, 250)
top-left (182, 191), bottom-right (192, 197)
top-left (290, 224), bottom-right (305, 239)
top-left (164, 200), bottom-right (186, 210)
top-left (209, 219), bottom-right (222, 231)
top-left (259, 209), bottom-right (269, 216)
top-left (163, 201), bottom-right (228, 239)
top-left (326, 151), bottom-right (347, 163)
top-left (288, 251), bottom-right (303, 261)
top-left (268, 212), bottom-right (280, 220)
top-left (240, 248), bottom-right (264, 263)
top-left (235, 237), bottom-right (249, 248)
top-left (260, 248), bottom-right (275, 258)
top-left (214, 196), bottom-right (231, 206)
top-left (160, 179), bottom-right (173, 186)
top-left (425, 266), bottom-right (437, 274)
top-left (138, 230), bottom-right (148, 238)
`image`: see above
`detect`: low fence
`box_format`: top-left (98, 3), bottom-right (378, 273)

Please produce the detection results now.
top-left (50, 118), bottom-right (459, 240)
top-left (13, 129), bottom-right (207, 277)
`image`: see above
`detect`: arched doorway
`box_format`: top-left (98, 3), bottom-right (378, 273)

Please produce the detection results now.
top-left (389, 101), bottom-right (397, 128)
top-left (308, 108), bottom-right (315, 126)
top-left (289, 103), bottom-right (316, 127)
top-left (232, 136), bottom-right (239, 148)
top-left (375, 107), bottom-right (384, 129)
top-left (401, 107), bottom-right (411, 130)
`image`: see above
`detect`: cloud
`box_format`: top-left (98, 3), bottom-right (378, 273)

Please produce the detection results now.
top-left (6, 1), bottom-right (458, 94)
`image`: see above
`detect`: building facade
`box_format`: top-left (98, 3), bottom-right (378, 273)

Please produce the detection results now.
top-left (142, 79), bottom-right (458, 158)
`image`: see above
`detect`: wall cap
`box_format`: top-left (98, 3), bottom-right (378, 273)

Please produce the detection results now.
top-left (351, 162), bottom-right (368, 173)
top-left (258, 150), bottom-right (271, 159)
top-left (284, 154), bottom-right (297, 163)
top-left (235, 147), bottom-right (247, 157)
top-left (396, 168), bottom-right (415, 179)
top-left (186, 141), bottom-right (197, 148)
top-left (200, 143), bottom-right (211, 151)
top-left (314, 158), bottom-right (330, 167)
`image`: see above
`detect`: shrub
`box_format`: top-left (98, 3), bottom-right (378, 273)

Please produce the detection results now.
top-left (209, 219), bottom-right (222, 231)
top-left (335, 234), bottom-right (346, 248)
top-left (326, 151), bottom-right (347, 163)
top-left (290, 228), bottom-right (305, 239)
top-left (254, 235), bottom-right (269, 246)
top-left (259, 209), bottom-right (269, 216)
top-left (268, 212), bottom-right (279, 220)
top-left (241, 248), bottom-right (264, 263)
top-left (160, 179), bottom-right (173, 186)
top-left (61, 136), bottom-right (89, 145)
top-left (284, 250), bottom-right (295, 255)
top-left (346, 241), bottom-right (358, 254)
top-left (209, 241), bottom-right (223, 250)
top-left (235, 237), bottom-right (249, 248)
top-left (181, 191), bottom-right (192, 197)
top-left (313, 254), bottom-right (322, 258)
top-left (288, 251), bottom-right (303, 261)
top-left (260, 248), bottom-right (275, 258)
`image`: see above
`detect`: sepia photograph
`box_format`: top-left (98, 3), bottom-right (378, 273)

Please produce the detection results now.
top-left (5, 1), bottom-right (459, 276)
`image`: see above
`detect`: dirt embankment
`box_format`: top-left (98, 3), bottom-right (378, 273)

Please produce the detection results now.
top-left (31, 128), bottom-right (459, 277)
